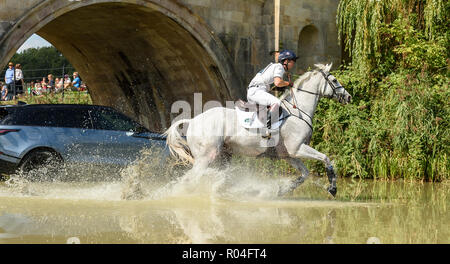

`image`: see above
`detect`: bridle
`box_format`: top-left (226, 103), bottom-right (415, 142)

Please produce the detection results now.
top-left (318, 70), bottom-right (346, 103)
top-left (280, 70), bottom-right (346, 131)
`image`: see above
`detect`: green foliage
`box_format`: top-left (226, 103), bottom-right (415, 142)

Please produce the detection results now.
top-left (381, 16), bottom-right (448, 73)
top-left (337, 0), bottom-right (449, 77)
top-left (310, 69), bottom-right (448, 181)
top-left (301, 0), bottom-right (450, 181)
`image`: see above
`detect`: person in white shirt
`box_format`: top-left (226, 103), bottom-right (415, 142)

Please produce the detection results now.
top-left (63, 74), bottom-right (71, 90)
top-left (246, 50), bottom-right (297, 133)
top-left (14, 64), bottom-right (25, 96)
top-left (54, 78), bottom-right (61, 92)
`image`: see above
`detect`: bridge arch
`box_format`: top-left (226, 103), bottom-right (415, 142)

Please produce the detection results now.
top-left (0, 0), bottom-right (243, 130)
top-left (297, 24), bottom-right (325, 72)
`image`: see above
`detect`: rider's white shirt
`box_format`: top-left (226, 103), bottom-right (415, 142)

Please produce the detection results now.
top-left (248, 63), bottom-right (285, 92)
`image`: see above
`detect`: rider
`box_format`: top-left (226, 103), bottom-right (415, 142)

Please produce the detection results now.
top-left (247, 49), bottom-right (298, 133)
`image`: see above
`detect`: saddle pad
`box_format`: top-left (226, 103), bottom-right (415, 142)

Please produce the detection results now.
top-left (235, 107), bottom-right (285, 129)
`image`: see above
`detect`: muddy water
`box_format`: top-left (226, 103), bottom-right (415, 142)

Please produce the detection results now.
top-left (0, 161), bottom-right (448, 244)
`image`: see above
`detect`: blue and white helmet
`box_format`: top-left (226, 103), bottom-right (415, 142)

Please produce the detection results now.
top-left (278, 49), bottom-right (298, 63)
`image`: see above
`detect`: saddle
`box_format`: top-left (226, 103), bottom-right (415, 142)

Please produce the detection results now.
top-left (236, 99), bottom-right (285, 137)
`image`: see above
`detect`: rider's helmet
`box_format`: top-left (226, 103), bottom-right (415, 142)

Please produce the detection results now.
top-left (278, 50), bottom-right (298, 63)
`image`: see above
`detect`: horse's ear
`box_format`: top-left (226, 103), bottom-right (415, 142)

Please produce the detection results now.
top-left (326, 63), bottom-right (333, 72)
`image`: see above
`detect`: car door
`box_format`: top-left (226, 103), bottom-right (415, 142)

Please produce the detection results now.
top-left (46, 107), bottom-right (103, 165)
top-left (0, 107), bottom-right (99, 166)
top-left (89, 107), bottom-right (161, 166)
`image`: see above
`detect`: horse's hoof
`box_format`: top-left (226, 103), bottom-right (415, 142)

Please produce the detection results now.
top-left (327, 186), bottom-right (337, 198)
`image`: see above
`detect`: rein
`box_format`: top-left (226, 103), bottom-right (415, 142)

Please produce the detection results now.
top-left (279, 69), bottom-right (344, 131)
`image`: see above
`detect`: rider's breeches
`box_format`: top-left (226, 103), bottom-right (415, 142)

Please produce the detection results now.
top-left (247, 86), bottom-right (281, 112)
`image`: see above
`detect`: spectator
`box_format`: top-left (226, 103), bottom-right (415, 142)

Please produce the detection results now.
top-left (41, 77), bottom-right (47, 92)
top-left (72, 72), bottom-right (81, 91)
top-left (29, 81), bottom-right (35, 95)
top-left (79, 82), bottom-right (87, 91)
top-left (15, 63), bottom-right (25, 97)
top-left (63, 74), bottom-right (71, 90)
top-left (55, 77), bottom-right (63, 92)
top-left (1, 82), bottom-right (8, 101)
top-left (35, 80), bottom-right (42, 96)
top-left (47, 74), bottom-right (55, 92)
top-left (4, 62), bottom-right (14, 100)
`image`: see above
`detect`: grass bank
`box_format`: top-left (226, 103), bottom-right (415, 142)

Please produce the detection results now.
top-left (0, 91), bottom-right (92, 105)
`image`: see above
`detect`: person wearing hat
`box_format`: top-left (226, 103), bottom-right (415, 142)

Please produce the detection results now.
top-left (4, 62), bottom-right (15, 100)
top-left (246, 49), bottom-right (298, 135)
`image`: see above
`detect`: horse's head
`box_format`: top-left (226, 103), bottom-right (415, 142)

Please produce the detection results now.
top-left (317, 63), bottom-right (351, 104)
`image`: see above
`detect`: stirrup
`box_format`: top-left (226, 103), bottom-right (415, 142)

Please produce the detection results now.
top-left (261, 128), bottom-right (272, 139)
top-left (261, 131), bottom-right (271, 139)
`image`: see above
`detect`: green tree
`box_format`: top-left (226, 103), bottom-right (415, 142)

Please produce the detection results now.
top-left (337, 0), bottom-right (448, 78)
top-left (6, 46), bottom-right (75, 82)
top-left (307, 0), bottom-right (449, 181)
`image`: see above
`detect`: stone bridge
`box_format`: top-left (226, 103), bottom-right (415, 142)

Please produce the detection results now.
top-left (0, 0), bottom-right (340, 131)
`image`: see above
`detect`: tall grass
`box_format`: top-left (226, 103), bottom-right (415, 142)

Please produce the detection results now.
top-left (302, 69), bottom-right (449, 182)
top-left (0, 91), bottom-right (92, 105)
top-left (320, 0), bottom-right (450, 181)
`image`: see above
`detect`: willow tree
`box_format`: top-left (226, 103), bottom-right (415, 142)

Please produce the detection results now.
top-left (306, 0), bottom-right (449, 181)
top-left (337, 0), bottom-right (448, 78)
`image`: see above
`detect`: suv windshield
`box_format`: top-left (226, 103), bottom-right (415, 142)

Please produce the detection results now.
top-left (0, 106), bottom-right (147, 132)
top-left (90, 108), bottom-right (148, 132)
top-left (0, 106), bottom-right (92, 129)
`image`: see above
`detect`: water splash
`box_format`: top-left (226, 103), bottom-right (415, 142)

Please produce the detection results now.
top-left (119, 146), bottom-right (294, 201)
top-left (1, 146), bottom-right (293, 202)
top-left (145, 164), bottom-right (293, 201)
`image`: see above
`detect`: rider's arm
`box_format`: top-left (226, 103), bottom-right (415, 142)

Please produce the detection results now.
top-left (273, 77), bottom-right (291, 87)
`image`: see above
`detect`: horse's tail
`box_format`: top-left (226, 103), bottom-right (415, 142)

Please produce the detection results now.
top-left (163, 119), bottom-right (194, 165)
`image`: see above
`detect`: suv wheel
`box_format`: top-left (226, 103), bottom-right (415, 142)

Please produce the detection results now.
top-left (18, 149), bottom-right (62, 180)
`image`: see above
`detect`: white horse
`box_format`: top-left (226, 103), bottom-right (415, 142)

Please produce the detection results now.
top-left (164, 64), bottom-right (351, 197)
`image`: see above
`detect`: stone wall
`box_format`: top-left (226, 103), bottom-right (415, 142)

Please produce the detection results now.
top-left (179, 0), bottom-right (341, 80)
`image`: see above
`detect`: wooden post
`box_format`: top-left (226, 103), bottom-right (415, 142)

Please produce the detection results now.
top-left (274, 0), bottom-right (280, 96)
top-left (62, 64), bottom-right (65, 102)
top-left (274, 0), bottom-right (280, 61)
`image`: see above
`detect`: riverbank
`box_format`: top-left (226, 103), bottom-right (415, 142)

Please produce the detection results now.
top-left (0, 90), bottom-right (92, 105)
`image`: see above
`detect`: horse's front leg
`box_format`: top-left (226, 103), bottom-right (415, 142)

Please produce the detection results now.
top-left (292, 143), bottom-right (337, 197)
top-left (278, 158), bottom-right (309, 196)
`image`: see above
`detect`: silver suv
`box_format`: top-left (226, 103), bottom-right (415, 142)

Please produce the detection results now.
top-left (0, 104), bottom-right (168, 179)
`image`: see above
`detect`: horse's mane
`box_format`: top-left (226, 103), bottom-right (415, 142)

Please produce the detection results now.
top-left (280, 63), bottom-right (330, 100)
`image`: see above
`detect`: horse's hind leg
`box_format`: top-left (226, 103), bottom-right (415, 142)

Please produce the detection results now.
top-left (177, 148), bottom-right (220, 187)
top-left (291, 143), bottom-right (337, 197)
top-left (278, 158), bottom-right (309, 196)
top-left (191, 148), bottom-right (220, 173)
